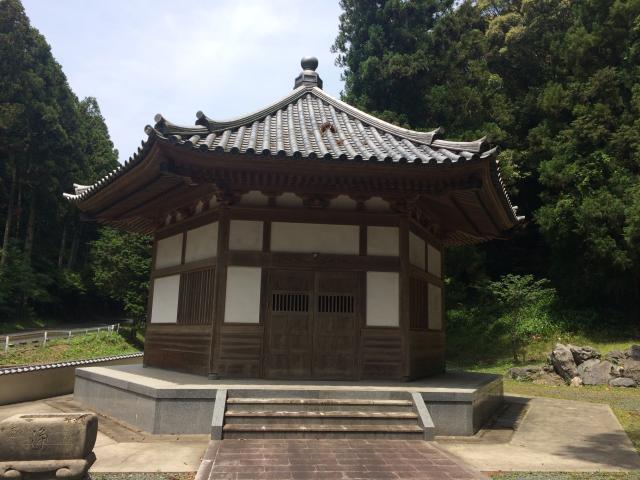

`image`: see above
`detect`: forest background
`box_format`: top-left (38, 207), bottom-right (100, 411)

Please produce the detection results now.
top-left (1, 0), bottom-right (639, 363)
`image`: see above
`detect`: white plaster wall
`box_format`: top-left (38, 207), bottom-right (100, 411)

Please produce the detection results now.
top-left (240, 190), bottom-right (269, 206)
top-left (224, 266), bottom-right (262, 324)
top-left (229, 220), bottom-right (263, 251)
top-left (276, 192), bottom-right (303, 208)
top-left (271, 222), bottom-right (359, 255)
top-left (428, 284), bottom-right (442, 330)
top-left (155, 234), bottom-right (183, 269)
top-left (367, 226), bottom-right (399, 257)
top-left (409, 231), bottom-right (426, 270)
top-left (364, 196), bottom-right (390, 211)
top-left (427, 244), bottom-right (442, 278)
top-left (366, 272), bottom-right (399, 327)
top-left (329, 194), bottom-right (357, 210)
top-left (150, 275), bottom-right (180, 323)
top-left (185, 222), bottom-right (218, 263)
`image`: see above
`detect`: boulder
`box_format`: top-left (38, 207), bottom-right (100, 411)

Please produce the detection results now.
top-left (605, 350), bottom-right (626, 364)
top-left (627, 345), bottom-right (640, 360)
top-left (570, 376), bottom-right (583, 387)
top-left (577, 359), bottom-right (614, 385)
top-left (509, 366), bottom-right (542, 381)
top-left (609, 377), bottom-right (636, 388)
top-left (550, 344), bottom-right (578, 381)
top-left (569, 345), bottom-right (600, 365)
top-left (622, 358), bottom-right (640, 383)
top-left (533, 371), bottom-right (565, 386)
top-left (612, 364), bottom-right (625, 377)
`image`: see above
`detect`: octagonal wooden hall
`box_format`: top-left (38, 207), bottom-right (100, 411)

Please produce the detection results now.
top-left (65, 57), bottom-right (521, 381)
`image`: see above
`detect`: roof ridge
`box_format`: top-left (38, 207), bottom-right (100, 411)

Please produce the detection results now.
top-left (195, 86), bottom-right (310, 132)
top-left (161, 86), bottom-right (450, 147)
top-left (310, 88), bottom-right (441, 145)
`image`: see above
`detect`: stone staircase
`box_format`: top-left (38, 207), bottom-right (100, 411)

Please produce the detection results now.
top-left (219, 392), bottom-right (430, 439)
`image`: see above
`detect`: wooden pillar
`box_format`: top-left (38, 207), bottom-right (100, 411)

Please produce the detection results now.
top-left (209, 208), bottom-right (230, 378)
top-left (398, 215), bottom-right (411, 380)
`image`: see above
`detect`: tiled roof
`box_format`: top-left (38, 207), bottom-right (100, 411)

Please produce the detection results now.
top-left (64, 58), bottom-right (517, 226)
top-left (0, 352), bottom-right (143, 375)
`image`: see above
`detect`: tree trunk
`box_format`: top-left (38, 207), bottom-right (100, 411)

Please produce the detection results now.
top-left (67, 224), bottom-right (81, 269)
top-left (58, 222), bottom-right (67, 268)
top-left (1, 163), bottom-right (17, 267)
top-left (15, 180), bottom-right (22, 236)
top-left (23, 194), bottom-right (37, 263)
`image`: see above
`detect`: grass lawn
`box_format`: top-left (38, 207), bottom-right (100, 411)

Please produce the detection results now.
top-left (0, 331), bottom-right (140, 367)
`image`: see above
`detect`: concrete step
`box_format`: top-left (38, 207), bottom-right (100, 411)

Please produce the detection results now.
top-left (224, 409), bottom-right (418, 425)
top-left (222, 423), bottom-right (424, 439)
top-left (225, 398), bottom-right (414, 412)
top-left (226, 397), bottom-right (413, 406)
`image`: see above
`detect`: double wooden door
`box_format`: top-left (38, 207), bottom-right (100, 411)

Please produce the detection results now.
top-left (264, 270), bottom-right (360, 380)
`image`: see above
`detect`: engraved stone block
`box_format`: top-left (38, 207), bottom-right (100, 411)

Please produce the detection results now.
top-left (0, 413), bottom-right (97, 479)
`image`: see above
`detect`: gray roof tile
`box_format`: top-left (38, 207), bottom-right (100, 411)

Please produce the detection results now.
top-left (64, 85), bottom-right (507, 205)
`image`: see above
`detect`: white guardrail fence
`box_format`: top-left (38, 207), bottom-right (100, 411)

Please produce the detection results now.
top-left (3, 323), bottom-right (120, 353)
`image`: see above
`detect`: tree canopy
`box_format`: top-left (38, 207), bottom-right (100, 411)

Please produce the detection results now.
top-left (0, 0), bottom-right (150, 323)
top-left (333, 0), bottom-right (640, 321)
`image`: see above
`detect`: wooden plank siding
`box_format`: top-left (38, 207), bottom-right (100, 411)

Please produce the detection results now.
top-left (408, 330), bottom-right (446, 378)
top-left (360, 328), bottom-right (404, 379)
top-left (144, 324), bottom-right (211, 375)
top-left (217, 324), bottom-right (264, 378)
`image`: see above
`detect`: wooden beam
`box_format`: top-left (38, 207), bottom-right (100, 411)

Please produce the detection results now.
top-left (226, 251), bottom-right (400, 272)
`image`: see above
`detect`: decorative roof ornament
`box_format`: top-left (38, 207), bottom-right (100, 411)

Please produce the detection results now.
top-left (294, 56), bottom-right (323, 89)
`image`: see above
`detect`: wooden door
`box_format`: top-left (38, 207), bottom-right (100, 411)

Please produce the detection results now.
top-left (312, 272), bottom-right (359, 379)
top-left (264, 270), bottom-right (313, 378)
top-left (264, 270), bottom-right (360, 380)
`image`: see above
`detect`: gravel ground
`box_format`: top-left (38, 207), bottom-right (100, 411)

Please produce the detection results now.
top-left (89, 474), bottom-right (193, 480)
top-left (491, 472), bottom-right (640, 479)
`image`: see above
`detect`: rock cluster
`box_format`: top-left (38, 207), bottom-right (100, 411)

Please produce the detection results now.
top-left (509, 344), bottom-right (639, 387)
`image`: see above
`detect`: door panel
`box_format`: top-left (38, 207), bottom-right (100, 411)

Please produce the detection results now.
top-left (313, 272), bottom-right (359, 379)
top-left (264, 270), bottom-right (360, 380)
top-left (264, 270), bottom-right (313, 379)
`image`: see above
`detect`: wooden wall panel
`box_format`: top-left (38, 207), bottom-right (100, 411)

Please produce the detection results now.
top-left (144, 324), bottom-right (211, 375)
top-left (360, 328), bottom-right (404, 379)
top-left (217, 324), bottom-right (264, 378)
top-left (177, 268), bottom-right (215, 325)
top-left (408, 330), bottom-right (445, 379)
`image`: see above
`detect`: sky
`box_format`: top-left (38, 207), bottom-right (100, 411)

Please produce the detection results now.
top-left (21, 0), bottom-right (345, 163)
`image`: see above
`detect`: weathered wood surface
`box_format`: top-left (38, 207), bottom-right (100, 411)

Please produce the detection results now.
top-left (144, 324), bottom-right (211, 375)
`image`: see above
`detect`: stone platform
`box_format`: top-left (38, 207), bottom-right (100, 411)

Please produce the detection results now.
top-left (73, 365), bottom-right (502, 437)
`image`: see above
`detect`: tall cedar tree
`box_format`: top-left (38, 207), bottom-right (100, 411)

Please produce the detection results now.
top-left (0, 0), bottom-right (148, 322)
top-left (333, 0), bottom-right (640, 320)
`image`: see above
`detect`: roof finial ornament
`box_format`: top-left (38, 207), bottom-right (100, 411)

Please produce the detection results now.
top-left (294, 56), bottom-right (323, 90)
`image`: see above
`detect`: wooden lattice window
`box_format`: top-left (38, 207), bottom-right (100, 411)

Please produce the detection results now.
top-left (409, 277), bottom-right (428, 329)
top-left (318, 294), bottom-right (355, 314)
top-left (177, 268), bottom-right (215, 324)
top-left (271, 293), bottom-right (310, 312)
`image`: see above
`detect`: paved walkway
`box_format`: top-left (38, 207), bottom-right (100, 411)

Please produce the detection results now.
top-left (2, 394), bottom-right (639, 475)
top-left (439, 396), bottom-right (640, 472)
top-left (0, 396), bottom-right (208, 472)
top-left (196, 439), bottom-right (486, 480)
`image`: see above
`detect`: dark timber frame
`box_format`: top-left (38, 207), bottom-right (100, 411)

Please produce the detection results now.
top-left (144, 204), bottom-right (446, 380)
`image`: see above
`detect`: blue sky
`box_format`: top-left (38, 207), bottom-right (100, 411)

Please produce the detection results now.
top-left (22, 1), bottom-right (345, 163)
